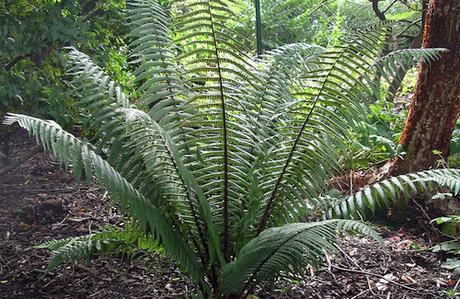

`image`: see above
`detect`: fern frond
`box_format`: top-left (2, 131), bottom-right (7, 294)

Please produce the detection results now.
top-left (254, 22), bottom-right (393, 233)
top-left (66, 47), bottom-right (131, 114)
top-left (117, 108), bottom-right (224, 267)
top-left (375, 48), bottom-right (447, 83)
top-left (220, 219), bottom-right (384, 296)
top-left (4, 113), bottom-right (206, 286)
top-left (327, 169), bottom-right (460, 220)
top-left (35, 234), bottom-right (97, 276)
top-left (36, 234), bottom-right (96, 252)
top-left (167, 0), bottom-right (262, 261)
top-left (95, 224), bottom-right (163, 268)
top-left (35, 223), bottom-right (163, 276)
top-left (127, 0), bottom-right (186, 123)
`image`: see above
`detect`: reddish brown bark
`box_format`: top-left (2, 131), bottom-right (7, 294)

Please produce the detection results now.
top-left (390, 0), bottom-right (460, 175)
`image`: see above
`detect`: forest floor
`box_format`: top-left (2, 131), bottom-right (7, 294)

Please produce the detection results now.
top-left (0, 130), bottom-right (458, 299)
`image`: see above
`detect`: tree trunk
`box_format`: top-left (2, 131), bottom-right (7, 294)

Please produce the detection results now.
top-left (390, 0), bottom-right (460, 175)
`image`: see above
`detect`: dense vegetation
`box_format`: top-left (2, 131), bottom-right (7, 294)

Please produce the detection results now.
top-left (2, 0), bottom-right (460, 298)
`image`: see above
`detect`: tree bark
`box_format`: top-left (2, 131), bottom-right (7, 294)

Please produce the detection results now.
top-left (390, 0), bottom-right (460, 175)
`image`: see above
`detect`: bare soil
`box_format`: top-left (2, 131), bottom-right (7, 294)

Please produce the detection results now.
top-left (0, 130), bottom-right (457, 298)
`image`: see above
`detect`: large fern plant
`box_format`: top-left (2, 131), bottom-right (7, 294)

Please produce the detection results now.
top-left (3, 0), bottom-right (448, 297)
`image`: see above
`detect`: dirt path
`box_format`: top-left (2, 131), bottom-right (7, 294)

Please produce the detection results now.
top-left (0, 131), bottom-right (456, 298)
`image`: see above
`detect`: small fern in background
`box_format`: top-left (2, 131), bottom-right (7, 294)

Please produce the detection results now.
top-left (35, 223), bottom-right (162, 272)
top-left (2, 0), bottom-right (449, 297)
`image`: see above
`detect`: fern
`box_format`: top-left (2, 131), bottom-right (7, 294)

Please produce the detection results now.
top-left (35, 224), bottom-right (163, 276)
top-left (35, 234), bottom-right (97, 275)
top-left (2, 0), bottom-right (447, 297)
top-left (4, 113), bottom-right (207, 287)
top-left (375, 48), bottom-right (447, 84)
top-left (327, 169), bottom-right (460, 220)
top-left (220, 219), bottom-right (384, 297)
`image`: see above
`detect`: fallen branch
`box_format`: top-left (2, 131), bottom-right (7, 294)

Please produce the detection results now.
top-left (329, 263), bottom-right (423, 292)
top-left (0, 145), bottom-right (43, 175)
top-left (0, 187), bottom-right (83, 194)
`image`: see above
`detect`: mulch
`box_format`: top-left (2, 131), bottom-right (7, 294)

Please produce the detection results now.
top-left (0, 130), bottom-right (457, 298)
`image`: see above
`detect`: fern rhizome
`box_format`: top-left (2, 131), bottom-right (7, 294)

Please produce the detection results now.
top-left (3, 0), bottom-right (452, 298)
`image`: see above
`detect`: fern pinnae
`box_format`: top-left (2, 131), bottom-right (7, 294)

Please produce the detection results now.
top-left (127, 0), bottom-right (187, 128)
top-left (123, 108), bottom-right (224, 266)
top-left (374, 48), bottom-right (446, 86)
top-left (257, 47), bottom-right (355, 234)
top-left (4, 114), bottom-right (208, 285)
top-left (251, 44), bottom-right (325, 132)
top-left (174, 0), bottom-right (242, 261)
top-left (64, 49), bottom-right (133, 152)
top-left (222, 219), bottom-right (383, 296)
top-left (127, 0), bottom-right (206, 206)
top-left (328, 169), bottom-right (460, 220)
top-left (37, 225), bottom-right (163, 277)
top-left (256, 23), bottom-right (395, 233)
top-left (46, 239), bottom-right (97, 275)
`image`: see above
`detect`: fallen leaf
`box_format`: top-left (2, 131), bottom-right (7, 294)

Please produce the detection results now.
top-left (400, 274), bottom-right (419, 287)
top-left (376, 273), bottom-right (395, 291)
top-left (65, 217), bottom-right (89, 222)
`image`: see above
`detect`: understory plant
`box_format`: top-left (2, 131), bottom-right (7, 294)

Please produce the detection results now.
top-left (2, 0), bottom-right (450, 298)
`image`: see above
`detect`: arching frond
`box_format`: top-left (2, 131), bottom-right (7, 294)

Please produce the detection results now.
top-left (326, 169), bottom-right (460, 220)
top-left (3, 113), bottom-right (206, 287)
top-left (375, 48), bottom-right (447, 83)
top-left (220, 219), bottom-right (384, 297)
top-left (116, 108), bottom-right (224, 267)
top-left (253, 22), bottom-right (392, 233)
top-left (65, 48), bottom-right (131, 137)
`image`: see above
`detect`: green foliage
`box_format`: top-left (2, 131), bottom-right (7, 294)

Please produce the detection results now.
top-left (341, 99), bottom-right (407, 170)
top-left (431, 214), bottom-right (460, 291)
top-left (35, 234), bottom-right (98, 272)
top-left (235, 0), bottom-right (343, 49)
top-left (440, 286), bottom-right (460, 299)
top-left (233, 0), bottom-right (423, 51)
top-left (398, 67), bottom-right (418, 95)
top-left (448, 123), bottom-right (460, 168)
top-left (328, 169), bottom-right (460, 220)
top-left (338, 46), bottom-right (446, 172)
top-left (35, 223), bottom-right (162, 276)
top-left (3, 0), bottom-right (445, 297)
top-left (0, 0), bottom-right (129, 130)
top-left (220, 220), bottom-right (383, 296)
top-left (340, 0), bottom-right (422, 49)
